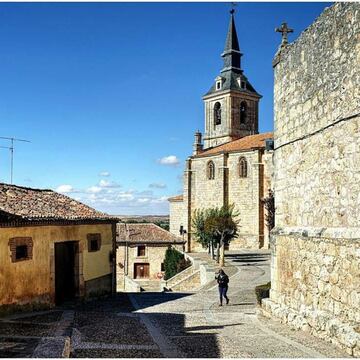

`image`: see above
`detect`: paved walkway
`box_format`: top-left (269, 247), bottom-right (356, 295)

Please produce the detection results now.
top-left (0, 250), bottom-right (350, 357)
top-left (128, 249), bottom-right (349, 358)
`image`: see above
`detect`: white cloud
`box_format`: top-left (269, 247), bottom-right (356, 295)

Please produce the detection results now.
top-left (55, 181), bottom-right (169, 215)
top-left (149, 182), bottom-right (167, 189)
top-left (99, 171), bottom-right (110, 177)
top-left (99, 179), bottom-right (121, 188)
top-left (56, 184), bottom-right (76, 193)
top-left (87, 186), bottom-right (103, 194)
top-left (158, 155), bottom-right (180, 166)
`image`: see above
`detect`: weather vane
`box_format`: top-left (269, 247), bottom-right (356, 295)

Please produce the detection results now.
top-left (230, 2), bottom-right (237, 14)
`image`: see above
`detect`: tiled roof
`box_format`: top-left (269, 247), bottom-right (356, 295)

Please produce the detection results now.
top-left (194, 132), bottom-right (273, 158)
top-left (168, 194), bottom-right (183, 202)
top-left (117, 223), bottom-right (184, 243)
top-left (0, 183), bottom-right (115, 222)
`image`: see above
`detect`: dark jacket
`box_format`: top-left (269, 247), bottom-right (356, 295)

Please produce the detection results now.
top-left (217, 273), bottom-right (229, 288)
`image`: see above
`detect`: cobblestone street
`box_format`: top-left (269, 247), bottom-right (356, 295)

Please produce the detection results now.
top-left (0, 250), bottom-right (349, 358)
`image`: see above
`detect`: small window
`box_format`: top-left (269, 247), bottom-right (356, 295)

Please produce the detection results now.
top-left (87, 233), bottom-right (101, 252)
top-left (207, 160), bottom-right (215, 180)
top-left (240, 101), bottom-right (247, 124)
top-left (137, 245), bottom-right (146, 257)
top-left (161, 263), bottom-right (165, 272)
top-left (9, 237), bottom-right (33, 262)
top-left (16, 245), bottom-right (28, 260)
top-left (214, 102), bottom-right (221, 125)
top-left (241, 81), bottom-right (246, 89)
top-left (216, 81), bottom-right (221, 90)
top-left (239, 157), bottom-right (248, 178)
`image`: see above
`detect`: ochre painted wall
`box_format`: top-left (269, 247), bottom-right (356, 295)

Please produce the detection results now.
top-left (0, 223), bottom-right (113, 307)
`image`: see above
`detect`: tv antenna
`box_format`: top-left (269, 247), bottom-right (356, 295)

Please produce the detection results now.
top-left (0, 136), bottom-right (31, 184)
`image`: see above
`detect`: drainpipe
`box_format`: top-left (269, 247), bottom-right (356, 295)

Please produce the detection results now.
top-left (111, 222), bottom-right (117, 296)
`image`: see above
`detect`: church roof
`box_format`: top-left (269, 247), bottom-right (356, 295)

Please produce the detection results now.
top-left (204, 11), bottom-right (260, 98)
top-left (117, 223), bottom-right (184, 244)
top-left (168, 194), bottom-right (183, 202)
top-left (0, 183), bottom-right (115, 223)
top-left (194, 132), bottom-right (273, 158)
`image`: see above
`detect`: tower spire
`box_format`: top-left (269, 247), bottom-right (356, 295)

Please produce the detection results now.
top-left (221, 9), bottom-right (242, 73)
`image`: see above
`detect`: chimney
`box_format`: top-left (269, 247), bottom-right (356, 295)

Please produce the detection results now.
top-left (192, 131), bottom-right (203, 155)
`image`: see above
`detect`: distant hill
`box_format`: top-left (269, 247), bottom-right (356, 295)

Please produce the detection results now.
top-left (115, 215), bottom-right (169, 222)
top-left (112, 215), bottom-right (170, 230)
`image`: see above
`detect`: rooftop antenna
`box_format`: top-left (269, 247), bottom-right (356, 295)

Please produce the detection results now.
top-left (0, 136), bottom-right (31, 184)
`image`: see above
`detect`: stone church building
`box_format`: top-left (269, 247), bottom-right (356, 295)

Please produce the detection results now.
top-left (169, 11), bottom-right (273, 252)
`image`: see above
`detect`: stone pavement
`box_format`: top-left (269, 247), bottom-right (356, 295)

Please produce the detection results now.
top-left (129, 249), bottom-right (350, 358)
top-left (0, 249), bottom-right (350, 358)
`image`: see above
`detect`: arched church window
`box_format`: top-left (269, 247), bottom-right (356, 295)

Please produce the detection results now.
top-left (207, 161), bottom-right (215, 180)
top-left (240, 101), bottom-right (247, 124)
top-left (214, 102), bottom-right (221, 125)
top-left (239, 157), bottom-right (247, 178)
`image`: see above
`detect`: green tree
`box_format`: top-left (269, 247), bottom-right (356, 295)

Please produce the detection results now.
top-left (192, 205), bottom-right (239, 266)
top-left (163, 247), bottom-right (191, 280)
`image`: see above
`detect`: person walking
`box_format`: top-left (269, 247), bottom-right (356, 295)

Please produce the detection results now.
top-left (217, 269), bottom-right (229, 306)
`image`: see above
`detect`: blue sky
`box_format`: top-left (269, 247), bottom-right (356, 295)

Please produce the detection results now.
top-left (0, 2), bottom-right (330, 215)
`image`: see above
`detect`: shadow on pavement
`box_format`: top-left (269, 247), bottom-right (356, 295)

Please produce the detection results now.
top-left (71, 293), bottom-right (221, 358)
top-left (225, 253), bottom-right (269, 264)
top-left (127, 291), bottom-right (192, 311)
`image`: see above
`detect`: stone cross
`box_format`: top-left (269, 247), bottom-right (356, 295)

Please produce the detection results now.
top-left (275, 22), bottom-right (293, 46)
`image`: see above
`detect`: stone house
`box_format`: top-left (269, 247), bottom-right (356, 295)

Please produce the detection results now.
top-left (262, 3), bottom-right (360, 356)
top-left (116, 223), bottom-right (185, 292)
top-left (0, 183), bottom-right (118, 312)
top-left (169, 11), bottom-right (273, 252)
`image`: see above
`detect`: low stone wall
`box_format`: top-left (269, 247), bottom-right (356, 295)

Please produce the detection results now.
top-left (262, 227), bottom-right (360, 356)
top-left (162, 265), bottom-right (195, 290)
top-left (171, 270), bottom-right (201, 292)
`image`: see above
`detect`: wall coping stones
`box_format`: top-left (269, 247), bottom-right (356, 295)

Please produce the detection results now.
top-left (271, 226), bottom-right (360, 241)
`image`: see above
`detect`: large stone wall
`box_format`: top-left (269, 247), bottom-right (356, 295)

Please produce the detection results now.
top-left (264, 2), bottom-right (360, 356)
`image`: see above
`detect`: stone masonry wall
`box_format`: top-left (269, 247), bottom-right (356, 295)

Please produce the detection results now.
top-left (265, 2), bottom-right (360, 356)
top-left (227, 150), bottom-right (262, 249)
top-left (169, 200), bottom-right (186, 238)
top-left (274, 2), bottom-right (360, 228)
top-left (186, 149), bottom-right (270, 250)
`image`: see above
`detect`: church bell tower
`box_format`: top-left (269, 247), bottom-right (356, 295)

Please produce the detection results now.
top-left (202, 10), bottom-right (262, 149)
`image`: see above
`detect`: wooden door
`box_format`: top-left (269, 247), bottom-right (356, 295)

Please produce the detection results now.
top-left (55, 241), bottom-right (78, 304)
top-left (134, 263), bottom-right (149, 279)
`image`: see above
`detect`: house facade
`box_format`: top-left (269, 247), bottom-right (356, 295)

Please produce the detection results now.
top-left (116, 223), bottom-right (185, 291)
top-left (0, 183), bottom-right (117, 313)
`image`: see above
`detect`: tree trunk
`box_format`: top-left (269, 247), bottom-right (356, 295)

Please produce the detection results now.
top-left (216, 242), bottom-right (220, 264)
top-left (211, 240), bottom-right (214, 260)
top-left (219, 234), bottom-right (225, 267)
top-left (220, 242), bottom-right (225, 267)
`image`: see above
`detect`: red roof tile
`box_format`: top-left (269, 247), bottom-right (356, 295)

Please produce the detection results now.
top-left (0, 183), bottom-right (114, 222)
top-left (195, 132), bottom-right (273, 157)
top-left (168, 194), bottom-right (183, 202)
top-left (117, 223), bottom-right (184, 243)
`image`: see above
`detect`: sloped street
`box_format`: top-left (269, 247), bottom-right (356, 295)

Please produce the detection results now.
top-left (0, 250), bottom-right (349, 358)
